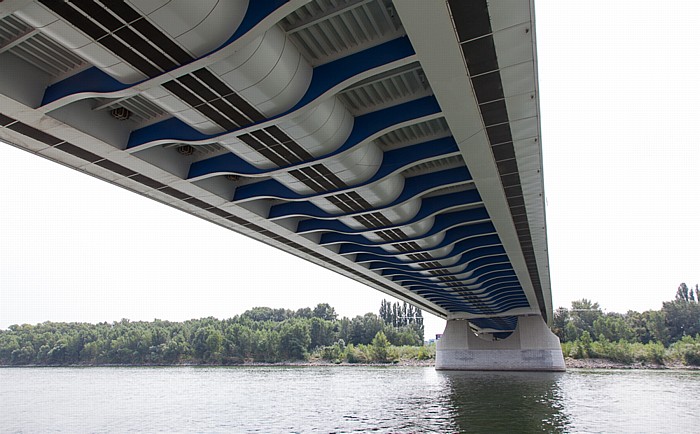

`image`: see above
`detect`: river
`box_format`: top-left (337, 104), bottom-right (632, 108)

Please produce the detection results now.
top-left (1, 366), bottom-right (699, 433)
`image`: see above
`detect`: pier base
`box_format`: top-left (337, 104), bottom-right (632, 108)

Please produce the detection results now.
top-left (435, 316), bottom-right (565, 371)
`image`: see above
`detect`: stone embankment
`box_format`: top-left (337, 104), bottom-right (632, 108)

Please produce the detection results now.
top-left (564, 357), bottom-right (699, 370)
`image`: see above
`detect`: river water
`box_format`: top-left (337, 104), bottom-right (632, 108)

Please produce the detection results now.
top-left (1, 366), bottom-right (699, 433)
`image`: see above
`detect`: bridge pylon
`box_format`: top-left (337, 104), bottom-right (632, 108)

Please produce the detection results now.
top-left (436, 316), bottom-right (565, 371)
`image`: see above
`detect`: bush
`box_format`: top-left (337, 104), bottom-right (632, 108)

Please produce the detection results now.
top-left (637, 341), bottom-right (665, 364)
top-left (562, 338), bottom-right (669, 364)
top-left (319, 342), bottom-right (343, 362)
top-left (668, 335), bottom-right (700, 366)
top-left (683, 347), bottom-right (700, 366)
top-left (560, 341), bottom-right (574, 358)
top-left (605, 340), bottom-right (634, 364)
top-left (345, 344), bottom-right (371, 363)
top-left (416, 344), bottom-right (435, 360)
top-left (371, 331), bottom-right (391, 362)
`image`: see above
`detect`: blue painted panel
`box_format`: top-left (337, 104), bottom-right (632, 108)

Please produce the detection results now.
top-left (192, 128), bottom-right (456, 180)
top-left (359, 234), bottom-right (503, 267)
top-left (471, 316), bottom-right (518, 331)
top-left (401, 270), bottom-right (518, 293)
top-left (417, 291), bottom-right (529, 312)
top-left (413, 289), bottom-right (525, 307)
top-left (289, 37), bottom-right (415, 111)
top-left (399, 276), bottom-right (515, 291)
top-left (332, 207), bottom-right (489, 251)
top-left (381, 251), bottom-right (509, 277)
top-left (233, 96), bottom-right (441, 201)
top-left (400, 267), bottom-right (516, 287)
top-left (42, 67), bottom-right (129, 105)
top-left (43, 1), bottom-right (291, 105)
top-left (351, 221), bottom-right (497, 258)
top-left (131, 117), bottom-right (211, 148)
top-left (389, 260), bottom-right (512, 283)
top-left (410, 290), bottom-right (528, 314)
top-left (306, 188), bottom-right (481, 236)
top-left (268, 166), bottom-right (471, 219)
top-left (187, 148), bottom-right (260, 179)
top-left (128, 37), bottom-right (416, 150)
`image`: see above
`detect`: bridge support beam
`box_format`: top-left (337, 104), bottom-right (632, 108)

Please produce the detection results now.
top-left (436, 316), bottom-right (565, 371)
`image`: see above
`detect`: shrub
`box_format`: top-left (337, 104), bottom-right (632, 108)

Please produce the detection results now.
top-left (345, 344), bottom-right (372, 363)
top-left (668, 335), bottom-right (700, 366)
top-left (683, 347), bottom-right (700, 366)
top-left (319, 342), bottom-right (343, 362)
top-left (417, 344), bottom-right (435, 360)
top-left (560, 341), bottom-right (574, 358)
top-left (637, 341), bottom-right (665, 364)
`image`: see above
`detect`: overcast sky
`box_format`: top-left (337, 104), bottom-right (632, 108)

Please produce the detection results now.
top-left (1, 1), bottom-right (698, 338)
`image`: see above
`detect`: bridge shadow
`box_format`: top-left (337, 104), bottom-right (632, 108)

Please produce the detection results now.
top-left (438, 370), bottom-right (570, 432)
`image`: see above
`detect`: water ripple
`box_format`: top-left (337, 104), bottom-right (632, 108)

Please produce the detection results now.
top-left (1, 367), bottom-right (699, 433)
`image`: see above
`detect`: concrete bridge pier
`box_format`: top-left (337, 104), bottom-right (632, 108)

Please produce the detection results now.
top-left (436, 316), bottom-right (565, 371)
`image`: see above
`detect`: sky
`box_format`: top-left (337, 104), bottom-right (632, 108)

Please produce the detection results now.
top-left (1, 1), bottom-right (699, 338)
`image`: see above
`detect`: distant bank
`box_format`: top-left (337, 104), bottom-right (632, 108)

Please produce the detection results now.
top-left (4, 358), bottom-right (700, 370)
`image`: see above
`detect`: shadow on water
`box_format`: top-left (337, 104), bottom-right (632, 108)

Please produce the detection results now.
top-left (439, 370), bottom-right (570, 433)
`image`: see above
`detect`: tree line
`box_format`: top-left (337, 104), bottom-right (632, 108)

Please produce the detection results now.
top-left (554, 283), bottom-right (700, 365)
top-left (0, 301), bottom-right (426, 366)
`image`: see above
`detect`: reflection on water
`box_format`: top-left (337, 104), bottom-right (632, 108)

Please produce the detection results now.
top-left (1, 366), bottom-right (699, 433)
top-left (440, 371), bottom-right (569, 432)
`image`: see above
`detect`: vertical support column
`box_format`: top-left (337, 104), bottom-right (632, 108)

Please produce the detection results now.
top-left (436, 316), bottom-right (565, 371)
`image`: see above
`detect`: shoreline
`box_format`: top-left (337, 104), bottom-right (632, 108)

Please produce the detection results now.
top-left (2, 358), bottom-right (700, 370)
top-left (563, 357), bottom-right (699, 370)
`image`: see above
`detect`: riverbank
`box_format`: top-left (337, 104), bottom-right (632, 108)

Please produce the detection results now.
top-left (564, 357), bottom-right (700, 370)
top-left (0, 359), bottom-right (435, 368)
top-left (4, 358), bottom-right (700, 369)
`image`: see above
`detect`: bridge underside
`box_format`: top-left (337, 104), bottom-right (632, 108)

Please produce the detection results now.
top-left (0, 0), bottom-right (559, 367)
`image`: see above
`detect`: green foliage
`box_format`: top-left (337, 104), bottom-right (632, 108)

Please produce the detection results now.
top-left (312, 303), bottom-right (337, 321)
top-left (393, 343), bottom-right (435, 361)
top-left (556, 283), bottom-right (699, 347)
top-left (556, 284), bottom-right (700, 365)
top-left (312, 338), bottom-right (434, 364)
top-left (0, 301), bottom-right (432, 366)
top-left (378, 299), bottom-right (424, 342)
top-left (319, 341), bottom-right (344, 363)
top-left (370, 331), bottom-right (393, 363)
top-left (563, 337), bottom-right (667, 364)
top-left (663, 297), bottom-right (700, 343)
top-left (309, 317), bottom-right (335, 349)
top-left (551, 307), bottom-right (569, 339)
top-left (669, 335), bottom-right (700, 366)
top-left (279, 319), bottom-right (311, 360)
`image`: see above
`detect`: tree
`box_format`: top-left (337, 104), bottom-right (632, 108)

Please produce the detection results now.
top-left (552, 307), bottom-right (570, 340)
top-left (570, 299), bottom-right (603, 338)
top-left (371, 331), bottom-right (391, 362)
top-left (676, 283), bottom-right (692, 302)
top-left (564, 321), bottom-right (580, 342)
top-left (379, 299), bottom-right (390, 323)
top-left (377, 299), bottom-right (424, 342)
top-left (309, 317), bottom-right (335, 349)
top-left (592, 313), bottom-right (634, 342)
top-left (295, 307), bottom-right (313, 319)
top-left (414, 308), bottom-right (425, 342)
top-left (663, 298), bottom-right (700, 341)
top-left (644, 310), bottom-right (671, 346)
top-left (345, 313), bottom-right (384, 345)
top-left (278, 320), bottom-right (311, 360)
top-left (312, 303), bottom-right (337, 321)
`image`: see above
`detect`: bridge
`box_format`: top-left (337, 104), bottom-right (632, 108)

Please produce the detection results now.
top-left (0, 0), bottom-right (563, 370)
